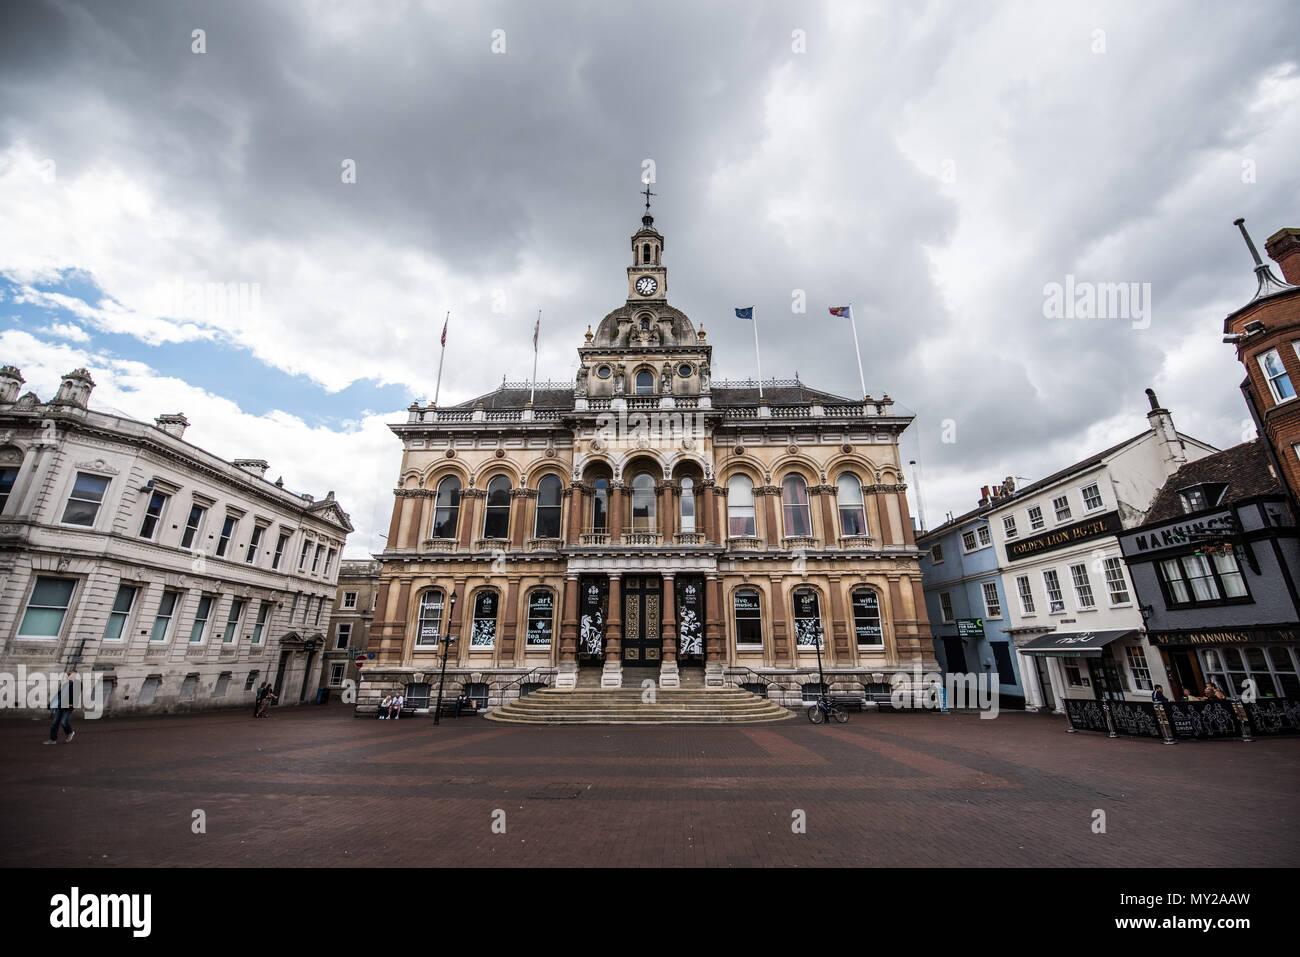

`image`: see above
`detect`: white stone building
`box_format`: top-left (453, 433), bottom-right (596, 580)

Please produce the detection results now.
top-left (0, 365), bottom-right (353, 715)
top-left (982, 391), bottom-right (1218, 712)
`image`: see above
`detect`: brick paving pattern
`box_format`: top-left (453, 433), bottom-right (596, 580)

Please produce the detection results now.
top-left (2, 704), bottom-right (1296, 867)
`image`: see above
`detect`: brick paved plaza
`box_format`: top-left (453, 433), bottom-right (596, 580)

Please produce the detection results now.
top-left (2, 705), bottom-right (1296, 868)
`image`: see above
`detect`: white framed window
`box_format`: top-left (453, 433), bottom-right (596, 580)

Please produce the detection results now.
top-left (1042, 569), bottom-right (1065, 613)
top-left (961, 530), bottom-right (978, 551)
top-left (223, 599), bottom-right (245, 643)
top-left (1053, 495), bottom-right (1072, 522)
top-left (329, 663), bottom-right (346, 686)
top-left (1028, 506), bottom-right (1045, 530)
top-left (981, 581), bottom-right (1002, 618)
top-left (245, 524), bottom-right (265, 565)
top-left (836, 473), bottom-right (867, 535)
top-left (215, 514), bottom-right (238, 557)
top-left (930, 543), bottom-right (944, 564)
top-left (251, 602), bottom-right (270, 645)
top-left (1069, 564), bottom-right (1096, 608)
top-left (61, 472), bottom-right (110, 526)
top-left (1081, 483), bottom-right (1103, 511)
top-left (189, 595), bottom-right (215, 643)
top-left (299, 540), bottom-right (311, 570)
top-left (325, 548), bottom-right (336, 576)
top-left (214, 672), bottom-right (231, 697)
top-left (1258, 348), bottom-right (1296, 404)
top-left (976, 525), bottom-right (991, 547)
top-left (138, 490), bottom-right (168, 540)
top-left (0, 465), bottom-right (18, 514)
top-left (342, 591), bottom-right (358, 609)
top-left (1102, 557), bottom-right (1131, 605)
top-left (1016, 575), bottom-right (1035, 615)
top-left (181, 503), bottom-right (206, 549)
top-left (727, 475), bottom-right (756, 538)
top-left (103, 584), bottom-right (139, 642)
top-left (272, 531), bottom-right (290, 569)
top-left (151, 590), bottom-right (180, 642)
top-left (939, 591), bottom-right (954, 623)
top-left (1003, 516), bottom-right (1018, 540)
top-left (311, 544), bottom-right (324, 574)
top-left (336, 621), bottom-right (352, 651)
top-left (314, 598), bottom-right (324, 626)
top-left (1124, 646), bottom-right (1154, 691)
top-left (781, 473), bottom-right (812, 537)
top-left (19, 577), bottom-right (76, 639)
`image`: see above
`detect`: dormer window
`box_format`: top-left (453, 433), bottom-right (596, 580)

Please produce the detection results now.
top-left (1178, 483), bottom-right (1228, 514)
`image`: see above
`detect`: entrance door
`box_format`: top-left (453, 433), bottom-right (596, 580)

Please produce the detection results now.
top-left (941, 637), bottom-right (968, 674)
top-left (621, 575), bottom-right (661, 667)
top-left (273, 650), bottom-right (290, 702)
top-left (1034, 656), bottom-right (1058, 711)
top-left (1164, 649), bottom-right (1203, 701)
top-left (577, 577), bottom-right (608, 662)
top-left (299, 648), bottom-right (316, 702)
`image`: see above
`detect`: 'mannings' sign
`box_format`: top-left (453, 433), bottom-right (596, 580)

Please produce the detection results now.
top-left (1124, 511), bottom-right (1238, 556)
top-left (1005, 510), bottom-right (1122, 562)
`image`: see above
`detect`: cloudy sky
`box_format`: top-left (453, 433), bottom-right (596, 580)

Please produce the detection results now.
top-left (1, 0), bottom-right (1296, 554)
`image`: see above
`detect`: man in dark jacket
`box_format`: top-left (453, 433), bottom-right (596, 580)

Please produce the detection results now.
top-left (45, 667), bottom-right (77, 744)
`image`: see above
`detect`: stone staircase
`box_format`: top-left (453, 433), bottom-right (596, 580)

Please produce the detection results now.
top-left (485, 670), bottom-right (794, 725)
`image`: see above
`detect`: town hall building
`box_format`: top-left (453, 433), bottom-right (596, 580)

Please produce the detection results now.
top-left (357, 204), bottom-right (938, 716)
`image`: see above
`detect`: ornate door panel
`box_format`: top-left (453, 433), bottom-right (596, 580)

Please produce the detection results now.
top-left (622, 576), bottom-right (661, 667)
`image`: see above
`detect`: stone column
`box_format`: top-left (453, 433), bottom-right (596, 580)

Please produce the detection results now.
top-left (1018, 648), bottom-right (1045, 712)
top-left (761, 486), bottom-right (781, 547)
top-left (393, 580), bottom-right (412, 665)
top-left (500, 578), bottom-right (521, 663)
top-left (458, 489), bottom-right (482, 549)
top-left (704, 574), bottom-right (725, 687)
top-left (896, 489), bottom-right (917, 547)
top-left (602, 574), bottom-right (623, 688)
top-left (660, 574), bottom-right (679, 687)
top-left (769, 577), bottom-right (791, 664)
top-left (386, 496), bottom-right (404, 549)
top-left (556, 575), bottom-right (580, 689)
top-left (610, 481), bottom-right (625, 544)
top-left (815, 485), bottom-right (836, 547)
top-left (865, 489), bottom-right (885, 544)
top-left (700, 480), bottom-right (717, 543)
top-left (827, 576), bottom-right (850, 660)
top-left (566, 483), bottom-right (585, 543)
top-left (659, 482), bottom-right (675, 541)
top-left (510, 488), bottom-right (533, 548)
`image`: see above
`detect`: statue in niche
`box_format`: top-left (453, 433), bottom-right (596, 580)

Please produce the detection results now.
top-left (660, 363), bottom-right (672, 392)
top-left (699, 361), bottom-right (711, 392)
top-left (575, 365), bottom-right (588, 396)
top-left (613, 364), bottom-right (626, 392)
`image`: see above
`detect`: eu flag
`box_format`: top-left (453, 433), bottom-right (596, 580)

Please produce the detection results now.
top-left (734, 306), bottom-right (753, 320)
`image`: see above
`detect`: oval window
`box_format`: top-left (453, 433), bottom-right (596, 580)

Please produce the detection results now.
top-left (595, 365), bottom-right (612, 379)
top-left (678, 363), bottom-right (692, 377)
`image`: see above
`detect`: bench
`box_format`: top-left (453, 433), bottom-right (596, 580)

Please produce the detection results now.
top-left (828, 693), bottom-right (867, 712)
top-left (438, 699), bottom-right (483, 717)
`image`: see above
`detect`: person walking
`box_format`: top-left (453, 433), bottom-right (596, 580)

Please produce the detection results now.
top-left (253, 681), bottom-right (269, 718)
top-left (1152, 684), bottom-right (1168, 704)
top-left (45, 666), bottom-right (77, 745)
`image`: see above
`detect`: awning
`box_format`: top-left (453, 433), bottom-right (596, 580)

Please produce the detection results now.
top-left (1017, 629), bottom-right (1136, 658)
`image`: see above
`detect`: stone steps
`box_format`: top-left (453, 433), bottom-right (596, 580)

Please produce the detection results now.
top-left (485, 685), bottom-right (794, 725)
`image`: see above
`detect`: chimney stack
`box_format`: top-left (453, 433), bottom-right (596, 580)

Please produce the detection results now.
top-left (0, 365), bottom-right (24, 403)
top-left (53, 368), bottom-right (95, 409)
top-left (1266, 227), bottom-right (1300, 286)
top-left (1144, 388), bottom-right (1187, 477)
top-left (154, 413), bottom-right (190, 439)
top-left (233, 458), bottom-right (270, 479)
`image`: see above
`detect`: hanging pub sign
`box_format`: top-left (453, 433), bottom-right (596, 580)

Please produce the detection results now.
top-left (851, 590), bottom-right (882, 644)
top-left (676, 578), bottom-right (704, 656)
top-left (525, 592), bottom-right (553, 647)
top-left (579, 580), bottom-right (606, 654)
top-left (1004, 510), bottom-right (1122, 562)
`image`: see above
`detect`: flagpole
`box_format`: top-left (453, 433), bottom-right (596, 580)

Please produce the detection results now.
top-left (751, 306), bottom-right (764, 401)
top-left (434, 310), bottom-right (448, 406)
top-left (849, 300), bottom-right (866, 399)
top-left (530, 308), bottom-right (541, 406)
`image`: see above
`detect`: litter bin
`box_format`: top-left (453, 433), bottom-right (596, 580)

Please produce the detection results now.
top-left (316, 687), bottom-right (329, 704)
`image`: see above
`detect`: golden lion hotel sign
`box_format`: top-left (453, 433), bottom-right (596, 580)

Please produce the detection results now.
top-left (1004, 510), bottom-right (1122, 562)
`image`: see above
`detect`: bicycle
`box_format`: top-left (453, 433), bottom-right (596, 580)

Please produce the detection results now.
top-left (807, 693), bottom-right (849, 725)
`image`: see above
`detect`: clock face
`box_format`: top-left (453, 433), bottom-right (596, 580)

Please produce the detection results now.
top-left (635, 276), bottom-right (658, 296)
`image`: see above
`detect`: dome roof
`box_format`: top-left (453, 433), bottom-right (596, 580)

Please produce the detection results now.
top-left (590, 303), bottom-right (697, 348)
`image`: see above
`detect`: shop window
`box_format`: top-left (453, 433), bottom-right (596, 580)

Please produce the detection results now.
top-left (851, 589), bottom-right (884, 647)
top-left (415, 590), bottom-right (444, 647)
top-left (525, 591), bottom-right (554, 647)
top-left (733, 589), bottom-right (762, 647)
top-left (792, 589), bottom-right (823, 647)
top-left (470, 591), bottom-right (498, 648)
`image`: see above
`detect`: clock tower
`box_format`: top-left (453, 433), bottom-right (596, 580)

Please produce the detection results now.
top-left (627, 196), bottom-right (667, 302)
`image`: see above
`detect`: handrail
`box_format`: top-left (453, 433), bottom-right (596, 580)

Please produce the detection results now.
top-left (498, 666), bottom-right (550, 698)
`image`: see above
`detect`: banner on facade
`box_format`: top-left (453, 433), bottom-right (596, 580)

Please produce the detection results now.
top-left (579, 580), bottom-right (605, 654)
top-left (676, 577), bottom-right (704, 656)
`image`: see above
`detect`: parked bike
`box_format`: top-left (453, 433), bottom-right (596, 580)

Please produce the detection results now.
top-left (807, 693), bottom-right (849, 725)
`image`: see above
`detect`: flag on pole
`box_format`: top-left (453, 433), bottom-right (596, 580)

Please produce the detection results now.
top-left (735, 306), bottom-right (754, 320)
top-left (440, 315), bottom-right (448, 346)
top-left (533, 315), bottom-right (540, 350)
top-left (828, 305), bottom-right (851, 318)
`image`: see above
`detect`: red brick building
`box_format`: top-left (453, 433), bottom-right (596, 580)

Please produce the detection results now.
top-left (1224, 221), bottom-right (1300, 510)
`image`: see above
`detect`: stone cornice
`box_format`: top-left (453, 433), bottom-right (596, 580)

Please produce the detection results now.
top-left (392, 488), bottom-right (436, 499)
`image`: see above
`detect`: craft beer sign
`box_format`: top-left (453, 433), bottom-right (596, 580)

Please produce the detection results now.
top-left (1004, 510), bottom-right (1122, 562)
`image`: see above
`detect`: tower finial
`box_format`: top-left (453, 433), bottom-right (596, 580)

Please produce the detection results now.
top-left (1234, 217), bottom-right (1294, 301)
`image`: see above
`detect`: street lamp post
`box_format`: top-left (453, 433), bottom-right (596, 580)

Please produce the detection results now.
top-left (433, 591), bottom-right (457, 726)
top-left (814, 620), bottom-right (827, 694)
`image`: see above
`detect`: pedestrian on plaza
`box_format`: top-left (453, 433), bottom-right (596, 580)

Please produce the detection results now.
top-left (1152, 684), bottom-right (1167, 704)
top-left (254, 682), bottom-right (269, 717)
top-left (255, 688), bottom-right (277, 717)
top-left (45, 666), bottom-right (78, 745)
top-left (379, 693), bottom-right (393, 719)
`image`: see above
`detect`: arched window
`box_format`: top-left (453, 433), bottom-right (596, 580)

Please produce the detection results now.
top-left (534, 474), bottom-right (562, 538)
top-left (631, 472), bottom-right (656, 530)
top-left (470, 590), bottom-right (498, 648)
top-left (642, 243), bottom-right (651, 264)
top-left (733, 588), bottom-right (762, 647)
top-left (727, 474), bottom-right (755, 538)
top-left (836, 472), bottom-right (867, 536)
top-left (782, 473), bottom-right (811, 537)
top-left (431, 475), bottom-right (461, 539)
top-left (793, 588), bottom-right (823, 647)
top-left (482, 476), bottom-right (511, 539)
top-left (525, 590), bottom-right (554, 648)
top-left (591, 478), bottom-right (608, 532)
top-left (679, 476), bottom-right (695, 533)
top-left (851, 588), bottom-right (884, 647)
top-left (415, 589), bottom-right (444, 647)
top-left (635, 370), bottom-right (655, 394)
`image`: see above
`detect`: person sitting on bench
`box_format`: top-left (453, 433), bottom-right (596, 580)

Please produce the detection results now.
top-left (455, 691), bottom-right (469, 717)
